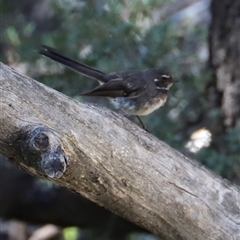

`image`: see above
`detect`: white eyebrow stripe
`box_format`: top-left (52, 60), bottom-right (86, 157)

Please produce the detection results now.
top-left (157, 87), bottom-right (169, 90)
top-left (162, 75), bottom-right (170, 78)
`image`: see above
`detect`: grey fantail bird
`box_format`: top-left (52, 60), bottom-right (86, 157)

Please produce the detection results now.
top-left (39, 45), bottom-right (177, 129)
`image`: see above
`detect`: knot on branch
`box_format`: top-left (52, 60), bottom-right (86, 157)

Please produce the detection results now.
top-left (17, 126), bottom-right (69, 178)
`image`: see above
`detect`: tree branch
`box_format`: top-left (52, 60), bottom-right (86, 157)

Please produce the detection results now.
top-left (0, 62), bottom-right (239, 240)
top-left (0, 154), bottom-right (143, 238)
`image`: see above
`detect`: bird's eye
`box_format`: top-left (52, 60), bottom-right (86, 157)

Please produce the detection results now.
top-left (161, 75), bottom-right (170, 81)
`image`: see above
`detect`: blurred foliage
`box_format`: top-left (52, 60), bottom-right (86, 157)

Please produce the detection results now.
top-left (127, 233), bottom-right (160, 240)
top-left (1, 0), bottom-right (239, 238)
top-left (63, 226), bottom-right (79, 240)
top-left (197, 126), bottom-right (240, 181)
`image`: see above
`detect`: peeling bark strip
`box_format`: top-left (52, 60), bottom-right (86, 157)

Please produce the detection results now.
top-left (16, 125), bottom-right (69, 178)
top-left (0, 63), bottom-right (239, 240)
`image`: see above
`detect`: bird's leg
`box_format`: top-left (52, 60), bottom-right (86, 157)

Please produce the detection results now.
top-left (135, 116), bottom-right (149, 132)
top-left (115, 110), bottom-right (149, 132)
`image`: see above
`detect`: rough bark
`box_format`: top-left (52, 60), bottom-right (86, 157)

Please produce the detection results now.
top-left (209, 0), bottom-right (240, 127)
top-left (0, 63), bottom-right (239, 240)
top-left (0, 154), bottom-right (143, 238)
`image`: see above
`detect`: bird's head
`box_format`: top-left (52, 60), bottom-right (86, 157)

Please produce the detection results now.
top-left (154, 70), bottom-right (178, 90)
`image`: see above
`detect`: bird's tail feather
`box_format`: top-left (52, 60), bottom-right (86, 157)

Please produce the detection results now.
top-left (39, 45), bottom-right (108, 82)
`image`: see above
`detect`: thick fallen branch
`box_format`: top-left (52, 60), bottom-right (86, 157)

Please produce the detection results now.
top-left (0, 62), bottom-right (239, 240)
top-left (0, 154), bottom-right (142, 237)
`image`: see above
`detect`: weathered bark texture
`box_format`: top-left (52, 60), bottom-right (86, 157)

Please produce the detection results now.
top-left (0, 155), bottom-right (142, 238)
top-left (209, 0), bottom-right (240, 127)
top-left (0, 63), bottom-right (239, 240)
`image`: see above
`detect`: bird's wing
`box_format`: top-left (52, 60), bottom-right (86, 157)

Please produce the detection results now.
top-left (81, 79), bottom-right (141, 98)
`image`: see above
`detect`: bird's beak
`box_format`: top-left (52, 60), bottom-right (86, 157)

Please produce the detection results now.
top-left (173, 79), bottom-right (179, 82)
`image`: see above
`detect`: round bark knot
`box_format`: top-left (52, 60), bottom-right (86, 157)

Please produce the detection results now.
top-left (33, 132), bottom-right (49, 151)
top-left (15, 125), bottom-right (69, 178)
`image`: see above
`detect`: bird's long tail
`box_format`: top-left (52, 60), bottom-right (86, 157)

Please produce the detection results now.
top-left (39, 45), bottom-right (108, 82)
